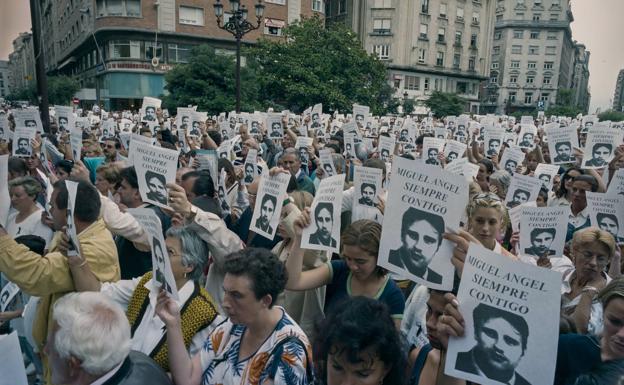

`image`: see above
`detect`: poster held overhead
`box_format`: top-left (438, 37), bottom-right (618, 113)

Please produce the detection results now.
top-left (586, 192), bottom-right (624, 245)
top-left (243, 149), bottom-right (258, 185)
top-left (319, 148), bottom-right (336, 177)
top-left (352, 166), bottom-right (383, 209)
top-left (301, 174), bottom-right (345, 254)
top-left (518, 206), bottom-right (568, 258)
top-left (133, 142), bottom-right (179, 209)
top-left (65, 181), bottom-right (82, 258)
top-left (249, 171), bottom-right (291, 240)
top-left (581, 126), bottom-right (623, 169)
top-left (533, 163), bottom-right (559, 191)
top-left (505, 174), bottom-right (542, 209)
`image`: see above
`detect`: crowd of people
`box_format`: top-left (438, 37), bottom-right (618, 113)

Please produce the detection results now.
top-left (0, 102), bottom-right (623, 385)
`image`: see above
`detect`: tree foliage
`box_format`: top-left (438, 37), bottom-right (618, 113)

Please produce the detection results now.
top-left (162, 45), bottom-right (261, 114)
top-left (47, 76), bottom-right (80, 105)
top-left (598, 109), bottom-right (624, 122)
top-left (544, 88), bottom-right (582, 118)
top-left (247, 17), bottom-right (396, 115)
top-left (424, 91), bottom-right (466, 118)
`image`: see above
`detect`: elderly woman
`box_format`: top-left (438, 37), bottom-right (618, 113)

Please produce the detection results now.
top-left (562, 227), bottom-right (617, 335)
top-left (66, 226), bottom-right (221, 372)
top-left (7, 176), bottom-right (53, 247)
top-left (156, 248), bottom-right (312, 385)
top-left (95, 163), bottom-right (121, 196)
top-left (488, 169), bottom-right (511, 200)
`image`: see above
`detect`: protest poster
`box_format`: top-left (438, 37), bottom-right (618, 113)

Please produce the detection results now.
top-left (586, 192), bottom-right (624, 245)
top-left (250, 171), bottom-right (291, 240)
top-left (505, 174), bottom-right (542, 209)
top-left (243, 149), bottom-right (258, 185)
top-left (517, 124), bottom-right (537, 150)
top-left (378, 134), bottom-right (395, 162)
top-left (319, 148), bottom-right (336, 177)
top-left (353, 104), bottom-right (369, 128)
top-left (396, 119), bottom-right (412, 144)
top-left (422, 137), bottom-right (445, 166)
top-left (581, 115), bottom-right (597, 133)
top-left (484, 126), bottom-right (505, 158)
top-left (12, 126), bottom-right (34, 158)
top-left (533, 163), bottom-right (559, 191)
top-left (13, 108), bottom-right (43, 133)
top-left (75, 117), bottom-right (89, 133)
top-left (544, 125), bottom-right (578, 165)
top-left (353, 166), bottom-right (383, 209)
top-left (344, 132), bottom-right (356, 160)
top-left (519, 206), bottom-right (568, 258)
top-left (445, 243), bottom-right (561, 385)
top-left (607, 168), bottom-right (624, 196)
top-left (0, 155), bottom-right (9, 227)
top-left (118, 118), bottom-right (134, 132)
top-left (499, 147), bottom-right (526, 175)
top-left (70, 127), bottom-right (83, 160)
top-left (195, 149), bottom-right (219, 191)
top-left (509, 202), bottom-right (537, 233)
top-left (378, 158), bottom-right (468, 289)
top-left (249, 114), bottom-right (263, 136)
top-left (65, 181), bottom-right (82, 258)
top-left (444, 158), bottom-right (479, 182)
top-left (176, 107), bottom-right (194, 131)
top-left (0, 282), bottom-right (19, 313)
top-left (133, 141), bottom-right (178, 209)
top-left (581, 126), bottom-right (623, 169)
top-left (0, 331), bottom-right (28, 385)
top-left (100, 119), bottom-right (116, 138)
top-left (266, 113), bottom-right (284, 139)
top-left (301, 174), bottom-right (345, 253)
top-left (219, 120), bottom-right (232, 141)
top-left (128, 208), bottom-right (179, 300)
top-left (217, 169), bottom-right (235, 215)
top-left (140, 97), bottom-right (161, 122)
top-left (434, 125), bottom-right (448, 139)
top-left (503, 132), bottom-right (518, 147)
top-left (295, 136), bottom-right (313, 168)
top-left (189, 111), bottom-right (206, 137)
top-left (444, 140), bottom-right (467, 163)
top-left (54, 106), bottom-right (75, 133)
top-left (310, 103), bottom-right (323, 131)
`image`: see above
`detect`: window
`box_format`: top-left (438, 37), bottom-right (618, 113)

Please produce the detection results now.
top-left (543, 76), bottom-right (551, 85)
top-left (457, 7), bottom-right (464, 21)
top-left (424, 78), bottom-right (430, 91)
top-left (524, 92), bottom-right (533, 104)
top-left (96, 0), bottom-right (141, 17)
top-left (405, 75), bottom-right (420, 90)
top-left (511, 60), bottom-right (520, 68)
top-left (470, 33), bottom-right (478, 48)
top-left (264, 18), bottom-right (285, 35)
top-left (496, 14), bottom-right (503, 21)
top-left (338, 0), bottom-right (347, 13)
top-left (515, 12), bottom-right (525, 19)
top-left (532, 14), bottom-right (541, 21)
top-left (420, 24), bottom-right (428, 39)
top-left (169, 43), bottom-right (192, 63)
top-left (492, 62), bottom-right (499, 69)
top-left (549, 13), bottom-right (558, 20)
top-left (373, 44), bottom-right (390, 60)
top-left (179, 6), bottom-right (204, 25)
top-left (528, 45), bottom-right (539, 55)
top-left (437, 27), bottom-right (445, 43)
top-left (545, 46), bottom-right (556, 55)
top-left (490, 75), bottom-right (498, 83)
top-left (374, 0), bottom-right (392, 7)
top-left (440, 3), bottom-right (447, 17)
top-left (434, 78), bottom-right (442, 91)
top-left (453, 53), bottom-right (461, 68)
top-left (530, 31), bottom-right (539, 39)
top-left (421, 0), bottom-right (429, 13)
top-left (312, 0), bottom-right (323, 12)
top-left (373, 18), bottom-right (392, 34)
top-left (510, 75), bottom-right (518, 83)
top-left (540, 93), bottom-right (550, 102)
top-left (533, 0), bottom-right (541, 6)
top-left (512, 45), bottom-right (522, 54)
top-left (418, 48), bottom-right (426, 63)
top-left (494, 31), bottom-right (502, 40)
top-left (513, 30), bottom-right (523, 38)
top-left (145, 42), bottom-right (162, 60)
top-left (547, 31), bottom-right (558, 40)
top-left (455, 31), bottom-right (462, 44)
top-left (472, 12), bottom-right (480, 24)
top-left (436, 51), bottom-right (444, 66)
top-left (509, 91), bottom-right (517, 102)
top-left (527, 61), bottom-right (536, 69)
top-left (456, 81), bottom-right (467, 93)
top-left (493, 46), bottom-right (500, 55)
top-left (526, 76), bottom-right (535, 84)
top-left (544, 61), bottom-right (554, 69)
top-left (468, 56), bottom-right (475, 70)
top-left (110, 40), bottom-right (140, 58)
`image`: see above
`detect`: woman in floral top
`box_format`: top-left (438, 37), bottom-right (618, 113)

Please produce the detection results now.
top-left (156, 247), bottom-right (313, 385)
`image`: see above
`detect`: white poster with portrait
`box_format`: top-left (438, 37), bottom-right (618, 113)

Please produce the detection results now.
top-left (0, 282), bottom-right (20, 313)
top-left (295, 137), bottom-right (313, 168)
top-left (242, 148), bottom-right (258, 185)
top-left (499, 147), bottom-right (526, 175)
top-left (249, 171), bottom-right (291, 240)
top-left (533, 163), bottom-right (559, 191)
top-left (607, 168), bottom-right (624, 197)
top-left (319, 148), bottom-right (337, 177)
top-left (176, 107), bottom-right (194, 132)
top-left (352, 104), bottom-right (370, 128)
top-left (196, 149), bottom-right (219, 191)
top-left (444, 140), bottom-right (467, 163)
top-left (13, 108), bottom-right (42, 133)
top-left (505, 174), bottom-right (542, 209)
top-left (65, 180), bottom-right (82, 258)
top-left (266, 113), bottom-right (284, 139)
top-left (12, 126), bottom-right (34, 158)
top-left (378, 158), bottom-right (468, 290)
top-left (544, 125), bottom-right (578, 165)
top-left (344, 132), bottom-right (356, 160)
top-left (586, 192), bottom-right (624, 245)
top-left (484, 126), bottom-right (505, 158)
top-left (378, 134), bottom-right (395, 162)
top-left (502, 132), bottom-right (518, 148)
top-left (353, 166), bottom-right (383, 209)
top-left (445, 243), bottom-right (561, 385)
top-left (133, 142), bottom-right (178, 209)
top-left (580, 115), bottom-right (598, 134)
top-left (422, 137), bottom-right (445, 166)
top-left (300, 174), bottom-right (345, 253)
top-left (519, 206), bottom-right (568, 258)
top-left (581, 126), bottom-right (623, 169)
top-left (188, 111), bottom-right (206, 137)
top-left (70, 128), bottom-right (82, 161)
top-left (54, 106), bottom-right (75, 133)
top-left (517, 124), bottom-right (537, 150)
top-left (444, 158), bottom-right (479, 182)
top-left (140, 97), bottom-right (161, 123)
top-left (128, 208), bottom-right (178, 300)
top-left (310, 103), bottom-right (323, 132)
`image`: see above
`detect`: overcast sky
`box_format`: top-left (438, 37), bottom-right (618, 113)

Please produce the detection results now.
top-left (0, 0), bottom-right (621, 112)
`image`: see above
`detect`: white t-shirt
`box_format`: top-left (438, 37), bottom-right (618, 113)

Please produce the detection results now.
top-left (6, 208), bottom-right (54, 247)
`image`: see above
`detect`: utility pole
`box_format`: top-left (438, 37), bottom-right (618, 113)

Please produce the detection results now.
top-left (29, 0), bottom-right (50, 133)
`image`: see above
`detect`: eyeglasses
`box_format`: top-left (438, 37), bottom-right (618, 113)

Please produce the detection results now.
top-left (474, 193), bottom-right (502, 202)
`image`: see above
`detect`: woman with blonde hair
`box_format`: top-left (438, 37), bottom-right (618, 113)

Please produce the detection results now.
top-left (95, 163), bottom-right (121, 196)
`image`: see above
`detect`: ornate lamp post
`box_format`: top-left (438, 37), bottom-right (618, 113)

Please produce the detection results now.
top-left (213, 0), bottom-right (265, 113)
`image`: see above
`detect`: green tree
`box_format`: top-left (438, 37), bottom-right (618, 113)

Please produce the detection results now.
top-left (424, 91), bottom-right (466, 118)
top-left (6, 84), bottom-right (37, 104)
top-left (544, 88), bottom-right (582, 117)
top-left (247, 17), bottom-right (395, 115)
top-left (598, 109), bottom-right (624, 122)
top-left (47, 75), bottom-right (80, 105)
top-left (162, 45), bottom-right (261, 114)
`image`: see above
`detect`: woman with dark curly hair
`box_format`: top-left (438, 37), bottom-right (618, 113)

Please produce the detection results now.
top-left (314, 296), bottom-right (407, 385)
top-left (156, 247), bottom-right (313, 385)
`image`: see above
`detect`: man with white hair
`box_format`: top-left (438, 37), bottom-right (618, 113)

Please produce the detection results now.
top-left (45, 292), bottom-right (171, 385)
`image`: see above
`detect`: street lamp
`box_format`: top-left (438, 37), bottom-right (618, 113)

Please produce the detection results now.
top-left (214, 0), bottom-right (265, 113)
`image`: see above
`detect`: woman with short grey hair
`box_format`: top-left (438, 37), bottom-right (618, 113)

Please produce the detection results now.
top-left (65, 225), bottom-right (222, 372)
top-left (489, 170), bottom-right (512, 200)
top-left (7, 176), bottom-right (53, 247)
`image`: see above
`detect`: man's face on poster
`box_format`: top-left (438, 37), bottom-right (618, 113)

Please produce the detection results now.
top-left (531, 230), bottom-right (554, 255)
top-left (428, 148), bottom-right (438, 161)
top-left (192, 121), bottom-right (200, 131)
top-left (598, 216), bottom-right (619, 238)
top-left (555, 142), bottom-right (571, 160)
top-left (475, 317), bottom-right (525, 374)
top-left (145, 106), bottom-right (156, 120)
top-left (489, 140), bottom-right (500, 154)
top-left (512, 190), bottom-right (529, 205)
top-left (251, 121), bottom-right (259, 131)
top-left (218, 186), bottom-right (226, 200)
top-left (522, 133), bottom-right (533, 143)
top-left (312, 113), bottom-right (320, 125)
top-left (447, 152), bottom-right (458, 162)
top-left (59, 117), bottom-right (68, 130)
top-left (153, 241), bottom-right (165, 265)
top-left (592, 145), bottom-right (611, 163)
top-left (260, 198), bottom-right (275, 223)
top-left (403, 219), bottom-right (441, 265)
top-left (400, 129), bottom-right (408, 140)
top-left (539, 174), bottom-right (551, 185)
top-left (147, 176), bottom-right (167, 202)
top-left (323, 164), bottom-right (333, 175)
top-left (362, 184), bottom-right (376, 205)
top-left (355, 114), bottom-right (364, 126)
top-left (245, 164), bottom-right (254, 178)
top-left (18, 138), bottom-right (29, 151)
top-left (585, 121), bottom-right (593, 130)
top-left (25, 120), bottom-right (37, 129)
top-left (381, 149), bottom-right (390, 160)
top-left (505, 160), bottom-right (517, 174)
top-left (272, 123), bottom-right (281, 133)
top-left (315, 207), bottom-right (333, 239)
